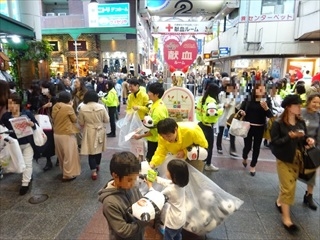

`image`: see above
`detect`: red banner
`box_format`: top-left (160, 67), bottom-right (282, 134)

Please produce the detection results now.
top-left (163, 39), bottom-right (197, 70)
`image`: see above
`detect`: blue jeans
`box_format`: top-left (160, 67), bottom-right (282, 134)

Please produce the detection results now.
top-left (164, 227), bottom-right (182, 240)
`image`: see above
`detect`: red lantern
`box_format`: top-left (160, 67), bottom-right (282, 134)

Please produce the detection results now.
top-left (169, 65), bottom-right (176, 73)
top-left (182, 65), bottom-right (189, 73)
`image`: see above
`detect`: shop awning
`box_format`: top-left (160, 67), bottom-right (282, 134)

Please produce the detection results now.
top-left (41, 27), bottom-right (137, 40)
top-left (0, 14), bottom-right (35, 39)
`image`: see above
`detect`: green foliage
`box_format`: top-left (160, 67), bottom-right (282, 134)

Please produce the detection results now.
top-left (6, 39), bottom-right (53, 83)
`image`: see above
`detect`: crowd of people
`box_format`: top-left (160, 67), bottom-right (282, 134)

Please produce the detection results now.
top-left (0, 66), bottom-right (319, 239)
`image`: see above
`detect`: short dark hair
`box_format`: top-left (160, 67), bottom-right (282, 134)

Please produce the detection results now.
top-left (109, 152), bottom-right (141, 180)
top-left (58, 91), bottom-right (71, 103)
top-left (148, 82), bottom-right (164, 98)
top-left (167, 159), bottom-right (189, 187)
top-left (296, 84), bottom-right (306, 95)
top-left (83, 90), bottom-right (98, 103)
top-left (157, 118), bottom-right (178, 135)
top-left (8, 92), bottom-right (22, 106)
top-left (41, 80), bottom-right (56, 96)
top-left (106, 80), bottom-right (114, 90)
top-left (128, 78), bottom-right (140, 86)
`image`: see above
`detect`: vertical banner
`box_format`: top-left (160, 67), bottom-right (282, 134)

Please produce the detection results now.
top-left (197, 39), bottom-right (202, 54)
top-left (154, 38), bottom-right (158, 52)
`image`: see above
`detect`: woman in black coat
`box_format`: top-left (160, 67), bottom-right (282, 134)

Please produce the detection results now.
top-left (270, 94), bottom-right (315, 234)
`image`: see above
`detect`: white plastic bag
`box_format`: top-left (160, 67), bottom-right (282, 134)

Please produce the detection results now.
top-left (0, 136), bottom-right (26, 173)
top-left (229, 118), bottom-right (251, 138)
top-left (33, 124), bottom-right (47, 147)
top-left (139, 156), bottom-right (244, 236)
top-left (117, 111), bottom-right (145, 151)
top-left (35, 114), bottom-right (52, 131)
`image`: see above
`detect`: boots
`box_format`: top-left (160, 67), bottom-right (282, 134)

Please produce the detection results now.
top-left (43, 158), bottom-right (53, 171)
top-left (303, 191), bottom-right (317, 210)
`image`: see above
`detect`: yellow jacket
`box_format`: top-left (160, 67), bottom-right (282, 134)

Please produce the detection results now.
top-left (146, 99), bottom-right (169, 142)
top-left (150, 121), bottom-right (208, 167)
top-left (126, 90), bottom-right (149, 120)
top-left (196, 96), bottom-right (223, 124)
top-left (101, 88), bottom-right (119, 107)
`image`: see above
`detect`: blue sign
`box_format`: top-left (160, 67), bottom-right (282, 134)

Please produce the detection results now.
top-left (219, 47), bottom-right (230, 56)
top-left (88, 3), bottom-right (130, 27)
top-left (197, 39), bottom-right (202, 54)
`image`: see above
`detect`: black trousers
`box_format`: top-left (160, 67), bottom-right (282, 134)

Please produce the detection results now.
top-left (242, 125), bottom-right (265, 167)
top-left (146, 141), bottom-right (158, 162)
top-left (108, 106), bottom-right (117, 134)
top-left (198, 122), bottom-right (213, 165)
top-left (88, 153), bottom-right (101, 170)
top-left (216, 126), bottom-right (236, 152)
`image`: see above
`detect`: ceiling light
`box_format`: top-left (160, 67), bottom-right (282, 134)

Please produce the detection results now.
top-left (1, 38), bottom-right (8, 43)
top-left (11, 35), bottom-right (21, 43)
top-left (89, 0), bottom-right (98, 3)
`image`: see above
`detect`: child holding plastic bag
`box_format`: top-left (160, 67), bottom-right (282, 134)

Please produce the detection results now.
top-left (1, 93), bottom-right (38, 195)
top-left (146, 159), bottom-right (189, 240)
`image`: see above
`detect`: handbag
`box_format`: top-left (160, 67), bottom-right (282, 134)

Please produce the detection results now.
top-left (303, 147), bottom-right (320, 170)
top-left (35, 114), bottom-right (52, 130)
top-left (33, 124), bottom-right (47, 147)
top-left (229, 111), bottom-right (251, 138)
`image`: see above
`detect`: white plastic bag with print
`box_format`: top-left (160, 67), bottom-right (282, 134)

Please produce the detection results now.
top-left (0, 136), bottom-right (26, 173)
top-left (117, 111), bottom-right (146, 153)
top-left (139, 155), bottom-right (244, 236)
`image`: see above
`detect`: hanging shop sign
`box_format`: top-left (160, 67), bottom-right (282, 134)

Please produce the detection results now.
top-left (68, 41), bottom-right (87, 51)
top-left (48, 41), bottom-right (59, 51)
top-left (219, 47), bottom-right (230, 57)
top-left (151, 21), bottom-right (213, 35)
top-left (88, 3), bottom-right (130, 27)
top-left (163, 39), bottom-right (198, 70)
top-left (144, 0), bottom-right (223, 17)
top-left (240, 14), bottom-right (294, 23)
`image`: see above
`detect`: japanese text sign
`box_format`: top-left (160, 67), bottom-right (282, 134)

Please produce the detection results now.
top-left (163, 39), bottom-right (198, 70)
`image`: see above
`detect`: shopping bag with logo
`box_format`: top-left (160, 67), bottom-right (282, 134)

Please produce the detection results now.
top-left (0, 136), bottom-right (26, 173)
top-left (33, 124), bottom-right (47, 147)
top-left (229, 111), bottom-right (251, 138)
top-left (35, 114), bottom-right (52, 131)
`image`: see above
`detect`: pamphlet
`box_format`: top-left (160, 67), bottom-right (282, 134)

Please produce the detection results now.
top-left (9, 116), bottom-right (33, 139)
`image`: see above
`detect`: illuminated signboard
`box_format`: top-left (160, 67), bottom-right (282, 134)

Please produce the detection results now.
top-left (88, 3), bottom-right (130, 27)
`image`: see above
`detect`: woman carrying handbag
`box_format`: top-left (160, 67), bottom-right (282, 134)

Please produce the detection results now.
top-left (239, 83), bottom-right (273, 176)
top-left (270, 94), bottom-right (315, 234)
top-left (299, 93), bottom-right (320, 210)
top-left (37, 81), bottom-right (57, 171)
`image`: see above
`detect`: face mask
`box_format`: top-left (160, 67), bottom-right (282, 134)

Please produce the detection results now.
top-left (42, 88), bottom-right (49, 95)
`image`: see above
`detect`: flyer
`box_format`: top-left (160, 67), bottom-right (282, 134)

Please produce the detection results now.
top-left (9, 116), bottom-right (33, 139)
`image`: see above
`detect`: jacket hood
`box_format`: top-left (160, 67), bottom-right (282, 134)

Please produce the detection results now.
top-left (98, 180), bottom-right (122, 203)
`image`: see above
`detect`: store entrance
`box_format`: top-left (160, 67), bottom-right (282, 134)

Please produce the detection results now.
top-left (68, 57), bottom-right (89, 77)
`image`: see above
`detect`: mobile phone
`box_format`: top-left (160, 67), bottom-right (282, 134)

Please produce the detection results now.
top-left (296, 129), bottom-right (304, 134)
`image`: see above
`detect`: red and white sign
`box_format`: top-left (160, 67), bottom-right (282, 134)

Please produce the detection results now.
top-left (152, 21), bottom-right (213, 35)
top-left (163, 39), bottom-right (198, 70)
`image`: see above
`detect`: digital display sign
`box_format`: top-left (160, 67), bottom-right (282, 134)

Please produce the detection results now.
top-left (88, 3), bottom-right (130, 28)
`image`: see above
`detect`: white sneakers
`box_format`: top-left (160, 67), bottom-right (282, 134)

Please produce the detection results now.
top-left (204, 164), bottom-right (219, 171)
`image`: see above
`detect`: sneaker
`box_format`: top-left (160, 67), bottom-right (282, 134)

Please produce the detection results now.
top-left (204, 164), bottom-right (219, 171)
top-left (158, 224), bottom-right (165, 235)
top-left (217, 149), bottom-right (223, 154)
top-left (19, 186), bottom-right (29, 195)
top-left (230, 151), bottom-right (239, 157)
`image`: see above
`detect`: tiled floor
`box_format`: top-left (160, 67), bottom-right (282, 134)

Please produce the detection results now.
top-left (0, 112), bottom-right (319, 240)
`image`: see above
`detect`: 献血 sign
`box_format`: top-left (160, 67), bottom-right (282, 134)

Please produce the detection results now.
top-left (88, 3), bottom-right (130, 27)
